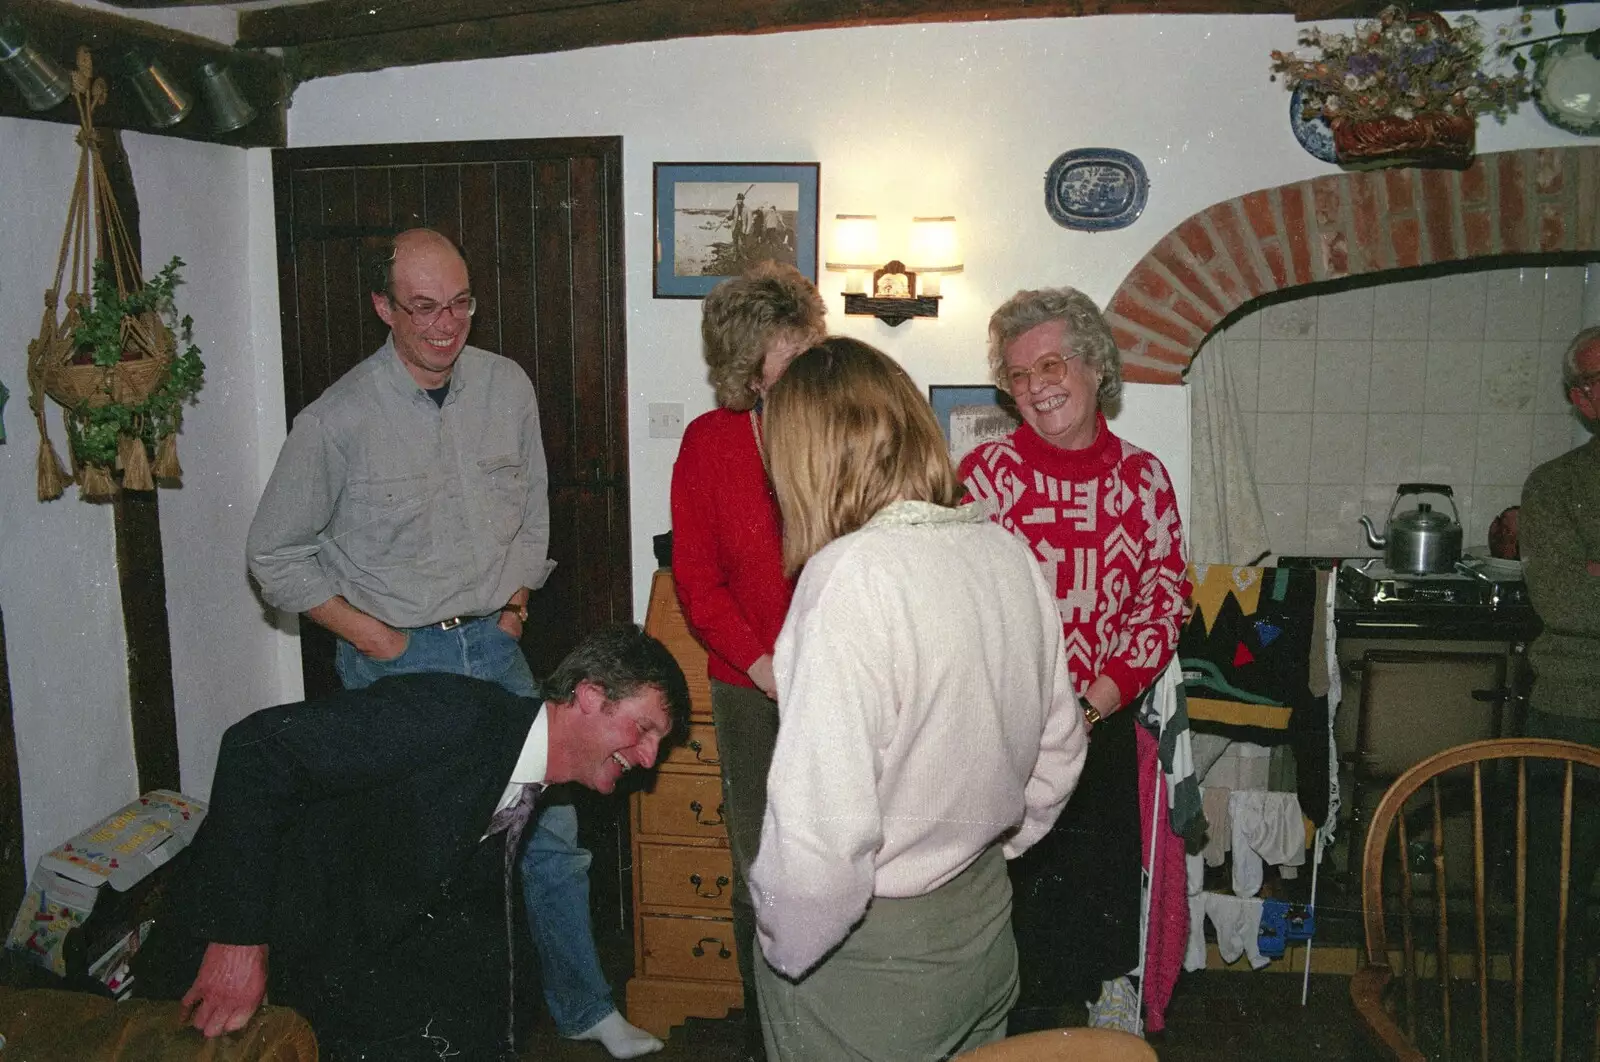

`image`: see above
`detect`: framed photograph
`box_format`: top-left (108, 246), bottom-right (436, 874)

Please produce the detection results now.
top-left (653, 162), bottom-right (820, 298)
top-left (929, 385), bottom-right (1020, 466)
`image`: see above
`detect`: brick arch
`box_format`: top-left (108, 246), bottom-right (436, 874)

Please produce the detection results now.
top-left (1104, 147), bottom-right (1600, 384)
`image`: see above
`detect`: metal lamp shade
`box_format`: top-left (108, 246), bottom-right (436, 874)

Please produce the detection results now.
top-left (197, 60), bottom-right (256, 133)
top-left (0, 20), bottom-right (70, 111)
top-left (124, 52), bottom-right (192, 128)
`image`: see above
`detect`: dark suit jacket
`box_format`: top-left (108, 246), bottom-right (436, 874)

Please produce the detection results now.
top-left (136, 673), bottom-right (539, 1058)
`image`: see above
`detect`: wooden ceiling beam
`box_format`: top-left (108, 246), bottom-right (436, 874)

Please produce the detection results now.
top-left (240, 0), bottom-right (609, 49)
top-left (261, 0), bottom-right (1292, 82)
top-left (0, 0), bottom-right (286, 147)
top-left (89, 0), bottom-right (239, 7)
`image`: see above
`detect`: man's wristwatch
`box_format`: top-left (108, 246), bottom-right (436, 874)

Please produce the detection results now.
top-left (1079, 695), bottom-right (1102, 728)
top-left (500, 601), bottom-right (529, 623)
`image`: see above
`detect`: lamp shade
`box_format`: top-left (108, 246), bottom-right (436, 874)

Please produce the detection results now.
top-left (0, 20), bottom-right (70, 111)
top-left (907, 216), bottom-right (962, 274)
top-left (124, 52), bottom-right (192, 128)
top-left (824, 214), bottom-right (881, 271)
top-left (197, 60), bottom-right (256, 133)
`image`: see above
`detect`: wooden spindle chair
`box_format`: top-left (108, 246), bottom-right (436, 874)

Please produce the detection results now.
top-left (1352, 738), bottom-right (1600, 1062)
top-left (955, 1027), bottom-right (1158, 1060)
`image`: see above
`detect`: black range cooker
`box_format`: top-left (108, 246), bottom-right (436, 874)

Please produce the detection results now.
top-left (1333, 557), bottom-right (1539, 642)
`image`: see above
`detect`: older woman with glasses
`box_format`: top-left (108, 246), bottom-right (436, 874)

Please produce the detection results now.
top-left (958, 286), bottom-right (1191, 1035)
top-left (748, 337), bottom-right (1086, 1062)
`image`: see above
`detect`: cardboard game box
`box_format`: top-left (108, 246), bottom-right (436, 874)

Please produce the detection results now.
top-left (5, 790), bottom-right (207, 984)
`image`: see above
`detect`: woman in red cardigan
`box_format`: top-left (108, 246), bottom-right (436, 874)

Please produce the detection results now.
top-left (669, 261), bottom-right (825, 1050)
top-left (959, 286), bottom-right (1191, 1037)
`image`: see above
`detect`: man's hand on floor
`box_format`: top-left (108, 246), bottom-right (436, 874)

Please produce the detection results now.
top-left (180, 941), bottom-right (269, 1038)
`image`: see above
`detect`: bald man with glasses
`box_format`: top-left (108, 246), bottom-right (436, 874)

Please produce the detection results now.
top-left (247, 229), bottom-right (663, 1057)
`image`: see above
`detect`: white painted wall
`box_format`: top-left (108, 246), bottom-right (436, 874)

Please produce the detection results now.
top-left (125, 134), bottom-right (298, 803)
top-left (0, 119), bottom-right (137, 873)
top-left (281, 12), bottom-right (1594, 626)
top-left (0, 117), bottom-right (276, 870)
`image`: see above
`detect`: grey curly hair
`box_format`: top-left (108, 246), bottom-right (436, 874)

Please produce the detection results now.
top-left (986, 287), bottom-right (1122, 408)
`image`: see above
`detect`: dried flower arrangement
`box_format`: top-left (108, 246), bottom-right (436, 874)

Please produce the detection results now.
top-left (1271, 6), bottom-right (1529, 123)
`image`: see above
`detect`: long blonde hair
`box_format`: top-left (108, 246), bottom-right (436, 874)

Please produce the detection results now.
top-left (764, 337), bottom-right (960, 575)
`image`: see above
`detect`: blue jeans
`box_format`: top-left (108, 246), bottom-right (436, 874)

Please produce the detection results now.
top-left (336, 616), bottom-right (616, 1035)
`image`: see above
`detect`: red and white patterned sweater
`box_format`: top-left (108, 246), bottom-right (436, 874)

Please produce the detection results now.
top-left (958, 413), bottom-right (1190, 707)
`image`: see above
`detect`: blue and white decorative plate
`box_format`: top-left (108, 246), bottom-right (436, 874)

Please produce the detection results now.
top-left (1289, 85), bottom-right (1339, 164)
top-left (1534, 35), bottom-right (1600, 137)
top-left (1044, 148), bottom-right (1148, 231)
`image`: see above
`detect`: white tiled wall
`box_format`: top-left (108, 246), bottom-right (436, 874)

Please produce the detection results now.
top-left (1202, 265), bottom-right (1595, 558)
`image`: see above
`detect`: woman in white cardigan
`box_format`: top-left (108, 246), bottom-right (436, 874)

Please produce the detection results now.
top-left (747, 337), bottom-right (1089, 1061)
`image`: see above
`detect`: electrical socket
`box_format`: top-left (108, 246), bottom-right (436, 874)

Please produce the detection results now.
top-left (647, 402), bottom-right (685, 439)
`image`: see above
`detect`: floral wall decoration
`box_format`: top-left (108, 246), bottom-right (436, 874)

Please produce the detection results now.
top-left (1271, 6), bottom-right (1530, 170)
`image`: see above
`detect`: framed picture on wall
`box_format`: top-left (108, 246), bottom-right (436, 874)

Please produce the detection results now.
top-left (928, 385), bottom-right (1020, 467)
top-left (653, 162), bottom-right (820, 298)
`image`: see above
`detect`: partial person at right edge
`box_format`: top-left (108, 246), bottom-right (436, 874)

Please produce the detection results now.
top-left (668, 262), bottom-right (826, 1057)
top-left (1518, 323), bottom-right (1600, 1054)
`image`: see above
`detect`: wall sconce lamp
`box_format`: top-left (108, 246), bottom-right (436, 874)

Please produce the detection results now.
top-left (826, 214), bottom-right (963, 326)
top-left (0, 19), bottom-right (70, 112)
top-left (124, 51), bottom-right (192, 128)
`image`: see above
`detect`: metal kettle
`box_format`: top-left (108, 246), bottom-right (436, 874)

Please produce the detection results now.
top-left (1358, 483), bottom-right (1464, 574)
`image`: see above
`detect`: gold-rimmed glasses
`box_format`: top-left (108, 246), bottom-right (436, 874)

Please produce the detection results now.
top-left (1005, 350), bottom-right (1083, 394)
top-left (388, 293), bottom-right (476, 329)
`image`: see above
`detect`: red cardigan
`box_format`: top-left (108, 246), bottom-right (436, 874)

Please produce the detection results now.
top-left (670, 407), bottom-right (795, 688)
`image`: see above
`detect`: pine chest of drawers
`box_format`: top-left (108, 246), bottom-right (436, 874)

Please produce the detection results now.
top-left (625, 570), bottom-right (744, 1037)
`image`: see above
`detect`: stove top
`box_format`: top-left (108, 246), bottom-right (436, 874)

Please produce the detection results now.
top-left (1337, 557), bottom-right (1529, 609)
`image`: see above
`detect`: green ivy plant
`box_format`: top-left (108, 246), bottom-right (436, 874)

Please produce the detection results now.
top-left (67, 255), bottom-right (206, 469)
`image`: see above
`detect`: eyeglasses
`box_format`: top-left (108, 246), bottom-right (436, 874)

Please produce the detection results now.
top-left (388, 293), bottom-right (476, 328)
top-left (1574, 371), bottom-right (1600, 396)
top-left (1005, 351), bottom-right (1082, 394)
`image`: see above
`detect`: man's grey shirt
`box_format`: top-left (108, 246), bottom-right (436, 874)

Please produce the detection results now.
top-left (246, 338), bottom-right (555, 628)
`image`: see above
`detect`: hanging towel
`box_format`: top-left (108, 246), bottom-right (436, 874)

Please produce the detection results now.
top-left (1143, 658), bottom-right (1204, 849)
top-left (1228, 790), bottom-right (1307, 898)
top-left (1180, 563), bottom-right (1334, 827)
top-left (1136, 724), bottom-right (1187, 1034)
top-left (1201, 785), bottom-right (1234, 867)
top-left (1184, 854), bottom-right (1209, 972)
top-left (1204, 893), bottom-right (1271, 970)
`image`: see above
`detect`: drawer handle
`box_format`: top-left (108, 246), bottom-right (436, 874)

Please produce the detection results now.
top-left (689, 872), bottom-right (730, 899)
top-left (692, 936), bottom-right (732, 960)
top-left (688, 800), bottom-right (725, 827)
top-left (687, 739), bottom-right (721, 766)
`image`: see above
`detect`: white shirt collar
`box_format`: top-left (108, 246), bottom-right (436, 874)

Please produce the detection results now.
top-left (492, 704), bottom-right (550, 817)
top-left (511, 703), bottom-right (550, 785)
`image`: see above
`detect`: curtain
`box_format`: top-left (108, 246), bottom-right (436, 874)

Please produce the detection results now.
top-left (1187, 336), bottom-right (1271, 566)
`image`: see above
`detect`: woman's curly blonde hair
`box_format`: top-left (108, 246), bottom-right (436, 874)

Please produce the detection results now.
top-left (701, 262), bottom-right (826, 412)
top-left (986, 286), bottom-right (1123, 408)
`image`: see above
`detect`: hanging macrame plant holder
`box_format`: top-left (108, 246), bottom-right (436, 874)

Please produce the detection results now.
top-left (26, 49), bottom-right (186, 502)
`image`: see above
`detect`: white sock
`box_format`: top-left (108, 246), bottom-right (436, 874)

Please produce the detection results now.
top-left (568, 1010), bottom-right (665, 1058)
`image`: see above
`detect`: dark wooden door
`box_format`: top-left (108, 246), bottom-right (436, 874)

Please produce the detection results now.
top-left (270, 137), bottom-right (630, 695)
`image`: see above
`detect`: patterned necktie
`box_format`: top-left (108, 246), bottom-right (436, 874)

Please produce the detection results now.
top-left (488, 782), bottom-right (541, 1052)
top-left (487, 782), bottom-right (542, 849)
